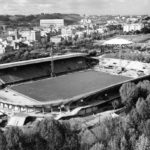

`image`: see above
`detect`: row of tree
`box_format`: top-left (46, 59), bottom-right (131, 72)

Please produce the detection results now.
top-left (0, 118), bottom-right (79, 150)
top-left (80, 80), bottom-right (150, 150)
top-left (105, 50), bottom-right (150, 63)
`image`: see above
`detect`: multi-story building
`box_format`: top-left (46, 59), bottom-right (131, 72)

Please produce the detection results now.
top-left (40, 19), bottom-right (64, 28)
top-left (0, 44), bottom-right (5, 54)
top-left (107, 20), bottom-right (118, 25)
top-left (20, 30), bottom-right (41, 42)
top-left (80, 18), bottom-right (92, 25)
top-left (127, 17), bottom-right (139, 23)
top-left (61, 27), bottom-right (76, 36)
top-left (6, 29), bottom-right (20, 40)
top-left (123, 23), bottom-right (144, 32)
top-left (97, 28), bottom-right (105, 34)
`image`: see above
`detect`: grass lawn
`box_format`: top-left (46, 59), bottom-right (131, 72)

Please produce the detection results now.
top-left (12, 70), bottom-right (130, 102)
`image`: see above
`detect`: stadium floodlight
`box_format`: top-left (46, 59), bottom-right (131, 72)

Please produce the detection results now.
top-left (50, 37), bottom-right (61, 77)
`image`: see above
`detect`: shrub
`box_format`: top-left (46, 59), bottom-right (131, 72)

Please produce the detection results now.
top-left (120, 82), bottom-right (139, 110)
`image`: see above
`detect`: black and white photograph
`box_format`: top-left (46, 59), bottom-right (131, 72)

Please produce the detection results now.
top-left (0, 0), bottom-right (150, 150)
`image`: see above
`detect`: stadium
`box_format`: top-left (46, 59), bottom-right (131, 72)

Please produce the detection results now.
top-left (0, 53), bottom-right (149, 122)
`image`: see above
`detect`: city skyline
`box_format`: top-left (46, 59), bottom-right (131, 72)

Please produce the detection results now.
top-left (0, 0), bottom-right (150, 15)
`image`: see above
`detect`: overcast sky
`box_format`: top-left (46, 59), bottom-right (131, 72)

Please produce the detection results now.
top-left (0, 0), bottom-right (150, 15)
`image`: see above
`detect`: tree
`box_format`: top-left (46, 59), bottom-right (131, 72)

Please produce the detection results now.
top-left (73, 34), bottom-right (78, 41)
top-left (41, 37), bottom-right (47, 48)
top-left (146, 94), bottom-right (150, 104)
top-left (144, 119), bottom-right (150, 139)
top-left (4, 127), bottom-right (23, 150)
top-left (22, 51), bottom-right (29, 60)
top-left (126, 108), bottom-right (141, 133)
top-left (120, 82), bottom-right (139, 109)
top-left (90, 142), bottom-right (105, 150)
top-left (35, 118), bottom-right (64, 150)
top-left (61, 122), bottom-right (79, 150)
top-left (0, 130), bottom-right (7, 150)
top-left (136, 98), bottom-right (150, 120)
top-left (80, 129), bottom-right (97, 147)
top-left (120, 136), bottom-right (128, 150)
top-left (112, 100), bottom-right (121, 109)
top-left (137, 80), bottom-right (150, 98)
top-left (22, 132), bottom-right (46, 150)
top-left (108, 137), bottom-right (121, 150)
top-left (135, 134), bottom-right (149, 150)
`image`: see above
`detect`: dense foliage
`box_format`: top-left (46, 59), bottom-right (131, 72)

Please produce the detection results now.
top-left (80, 80), bottom-right (150, 150)
top-left (1, 80), bottom-right (150, 150)
top-left (0, 31), bottom-right (118, 63)
top-left (0, 13), bottom-right (81, 27)
top-left (0, 118), bottom-right (79, 150)
top-left (105, 49), bottom-right (150, 63)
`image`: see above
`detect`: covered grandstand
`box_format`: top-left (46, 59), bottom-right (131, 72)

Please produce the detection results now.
top-left (0, 53), bottom-right (150, 120)
top-left (0, 70), bottom-right (150, 119)
top-left (0, 53), bottom-right (98, 84)
top-left (0, 70), bottom-right (131, 116)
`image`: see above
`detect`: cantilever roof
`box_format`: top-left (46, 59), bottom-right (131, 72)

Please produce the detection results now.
top-left (0, 53), bottom-right (87, 70)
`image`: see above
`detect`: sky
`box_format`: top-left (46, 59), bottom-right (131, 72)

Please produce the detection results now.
top-left (0, 0), bottom-right (150, 15)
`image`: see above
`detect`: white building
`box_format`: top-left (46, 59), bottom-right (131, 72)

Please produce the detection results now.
top-left (107, 20), bottom-right (118, 25)
top-left (61, 27), bottom-right (76, 36)
top-left (97, 28), bottom-right (105, 34)
top-left (80, 18), bottom-right (92, 25)
top-left (0, 44), bottom-right (5, 54)
top-left (20, 30), bottom-right (41, 42)
top-left (7, 30), bottom-right (16, 36)
top-left (127, 17), bottom-right (139, 23)
top-left (51, 36), bottom-right (61, 44)
top-left (123, 23), bottom-right (144, 32)
top-left (40, 19), bottom-right (64, 28)
top-left (76, 31), bottom-right (84, 38)
top-left (7, 29), bottom-right (19, 40)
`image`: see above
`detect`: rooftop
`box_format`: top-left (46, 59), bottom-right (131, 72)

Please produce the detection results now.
top-left (0, 53), bottom-right (87, 69)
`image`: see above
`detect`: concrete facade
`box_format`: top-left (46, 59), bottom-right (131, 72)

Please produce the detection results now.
top-left (123, 23), bottom-right (144, 32)
top-left (40, 19), bottom-right (64, 28)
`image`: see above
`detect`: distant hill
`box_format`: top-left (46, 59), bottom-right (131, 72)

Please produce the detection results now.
top-left (0, 13), bottom-right (82, 27)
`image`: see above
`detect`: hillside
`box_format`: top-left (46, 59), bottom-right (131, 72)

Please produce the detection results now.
top-left (0, 13), bottom-right (82, 27)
